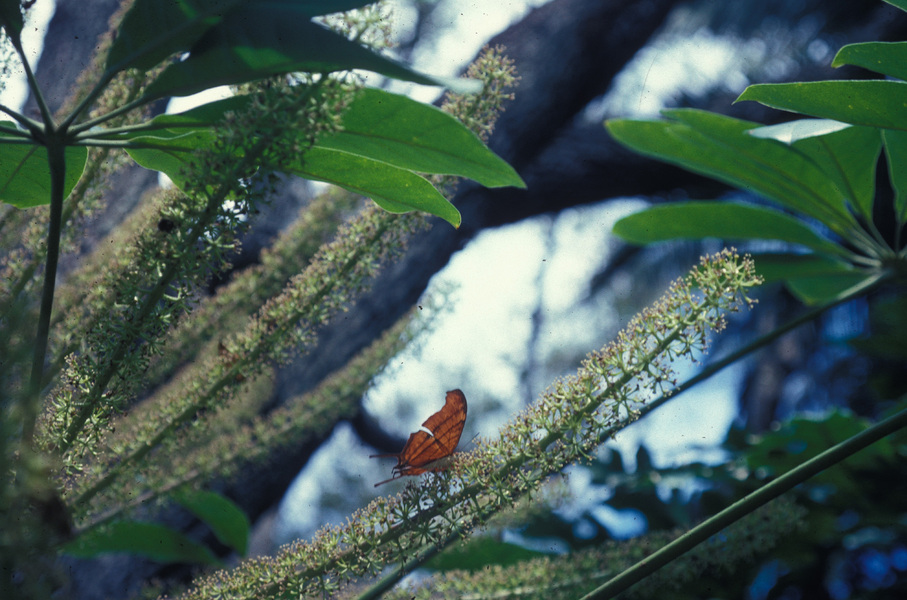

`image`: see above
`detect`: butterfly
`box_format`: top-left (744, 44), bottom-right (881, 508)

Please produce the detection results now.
top-left (370, 389), bottom-right (467, 487)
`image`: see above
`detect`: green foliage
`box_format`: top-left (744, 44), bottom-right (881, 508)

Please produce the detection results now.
top-left (1, 2), bottom-right (525, 598)
top-left (602, 3), bottom-right (907, 597)
top-left (168, 250), bottom-right (762, 600)
top-left (173, 490), bottom-right (251, 557)
top-left (606, 6), bottom-right (907, 306)
top-left (62, 521), bottom-right (223, 567)
top-left (0, 138), bottom-right (87, 208)
top-left (0, 0), bottom-right (515, 221)
top-left (6, 0), bottom-right (905, 599)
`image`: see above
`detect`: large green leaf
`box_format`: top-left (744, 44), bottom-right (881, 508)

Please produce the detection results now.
top-left (789, 125), bottom-right (881, 222)
top-left (141, 6), bottom-right (478, 103)
top-left (785, 272), bottom-right (880, 306)
top-left (106, 96), bottom-right (251, 187)
top-left (751, 252), bottom-right (855, 284)
top-left (318, 88), bottom-right (524, 188)
top-left (606, 110), bottom-right (857, 234)
top-left (884, 0), bottom-right (907, 13)
top-left (736, 80), bottom-right (907, 131)
top-left (613, 201), bottom-right (848, 257)
top-left (0, 135), bottom-right (88, 208)
top-left (124, 131), bottom-right (215, 188)
top-left (106, 0), bottom-right (375, 75)
top-left (287, 147), bottom-right (461, 227)
top-left (105, 0), bottom-right (241, 74)
top-left (0, 0), bottom-right (24, 41)
top-left (832, 42), bottom-right (907, 81)
top-left (62, 521), bottom-right (222, 566)
top-left (173, 490), bottom-right (250, 556)
top-left (882, 129), bottom-right (907, 224)
top-left (746, 118), bottom-right (852, 144)
top-left (752, 252), bottom-right (876, 305)
top-left (425, 537), bottom-right (545, 572)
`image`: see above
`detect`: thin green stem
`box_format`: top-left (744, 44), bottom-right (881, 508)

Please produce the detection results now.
top-left (9, 34), bottom-right (54, 132)
top-left (615, 270), bottom-right (887, 435)
top-left (66, 94), bottom-right (154, 136)
top-left (58, 71), bottom-right (119, 132)
top-left (26, 137), bottom-right (66, 442)
top-left (580, 403), bottom-right (907, 600)
top-left (352, 265), bottom-right (885, 600)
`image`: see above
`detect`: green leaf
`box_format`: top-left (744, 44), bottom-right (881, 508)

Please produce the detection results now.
top-left (124, 130), bottom-right (214, 188)
top-left (173, 490), bottom-right (250, 556)
top-left (789, 125), bottom-right (881, 222)
top-left (750, 252), bottom-right (855, 284)
top-left (141, 7), bottom-right (478, 103)
top-left (751, 252), bottom-right (879, 305)
top-left (785, 271), bottom-right (878, 306)
top-left (61, 521), bottom-right (222, 566)
top-left (736, 80), bottom-right (907, 131)
top-left (613, 201), bottom-right (847, 258)
top-left (747, 119), bottom-right (852, 144)
top-left (0, 0), bottom-right (24, 41)
top-left (882, 129), bottom-right (907, 224)
top-left (287, 147), bottom-right (461, 227)
top-left (131, 94), bottom-right (253, 131)
top-left (748, 120), bottom-right (881, 222)
top-left (103, 96), bottom-right (251, 187)
top-left (105, 0), bottom-right (242, 74)
top-left (0, 138), bottom-right (88, 209)
top-left (832, 42), bottom-right (907, 81)
top-left (884, 0), bottom-right (907, 13)
top-left (107, 0), bottom-right (377, 75)
top-left (606, 110), bottom-right (857, 234)
top-left (424, 538), bottom-right (546, 572)
top-left (318, 88), bottom-right (524, 188)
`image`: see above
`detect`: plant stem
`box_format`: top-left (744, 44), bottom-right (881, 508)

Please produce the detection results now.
top-left (26, 137), bottom-right (66, 442)
top-left (607, 270), bottom-right (887, 440)
top-left (580, 403), bottom-right (907, 600)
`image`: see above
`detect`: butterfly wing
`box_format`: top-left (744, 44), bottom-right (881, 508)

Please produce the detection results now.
top-left (372, 389), bottom-right (468, 486)
top-left (420, 389), bottom-right (467, 459)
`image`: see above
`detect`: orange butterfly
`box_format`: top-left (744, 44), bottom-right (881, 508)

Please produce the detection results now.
top-left (370, 389), bottom-right (467, 487)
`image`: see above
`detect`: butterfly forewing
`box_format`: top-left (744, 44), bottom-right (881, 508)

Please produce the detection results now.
top-left (371, 389), bottom-right (468, 486)
top-left (421, 389), bottom-right (467, 457)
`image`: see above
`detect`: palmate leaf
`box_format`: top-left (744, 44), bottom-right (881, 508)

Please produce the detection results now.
top-left (751, 253), bottom-right (872, 305)
top-left (140, 5), bottom-right (478, 103)
top-left (736, 80), bottom-right (907, 132)
top-left (0, 127), bottom-right (88, 208)
top-left (882, 129), bottom-right (907, 224)
top-left (286, 147), bottom-right (461, 227)
top-left (832, 41), bottom-right (907, 81)
top-left (105, 0), bottom-right (243, 75)
top-left (107, 88), bottom-right (521, 226)
top-left (613, 201), bottom-right (848, 258)
top-left (0, 0), bottom-right (24, 42)
top-left (320, 88), bottom-right (524, 189)
top-left (749, 121), bottom-right (881, 223)
top-left (105, 0), bottom-right (377, 76)
top-left (606, 110), bottom-right (858, 234)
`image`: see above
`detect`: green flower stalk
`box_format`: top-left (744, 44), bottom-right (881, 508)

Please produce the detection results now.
top-left (62, 46), bottom-right (521, 524)
top-left (169, 249), bottom-right (761, 600)
top-left (384, 497), bottom-right (806, 600)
